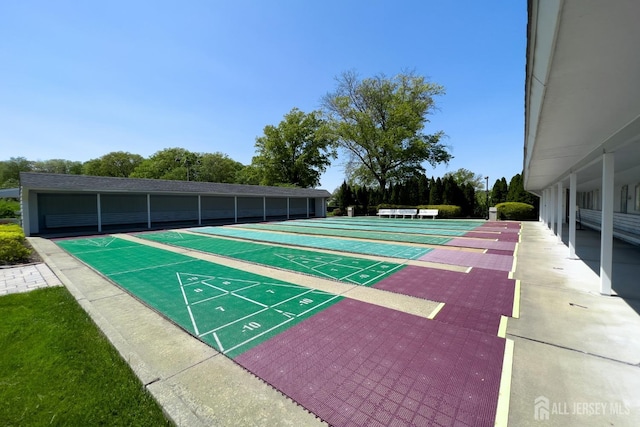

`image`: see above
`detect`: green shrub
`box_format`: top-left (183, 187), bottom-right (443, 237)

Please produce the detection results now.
top-left (0, 224), bottom-right (31, 264)
top-left (333, 208), bottom-right (343, 216)
top-left (495, 202), bottom-right (536, 220)
top-left (0, 199), bottom-right (19, 218)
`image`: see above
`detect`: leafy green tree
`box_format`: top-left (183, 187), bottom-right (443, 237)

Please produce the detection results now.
top-left (417, 173), bottom-right (430, 205)
top-left (337, 180), bottom-right (354, 210)
top-left (196, 152), bottom-right (244, 183)
top-left (0, 157), bottom-right (32, 188)
top-left (463, 183), bottom-right (476, 216)
top-left (429, 177), bottom-right (443, 205)
top-left (443, 168), bottom-right (484, 192)
top-left (251, 108), bottom-right (336, 188)
top-left (234, 165), bottom-right (261, 185)
top-left (507, 173), bottom-right (537, 204)
top-left (322, 70), bottom-right (451, 193)
top-left (356, 186), bottom-right (370, 213)
top-left (491, 177), bottom-right (508, 205)
top-left (130, 148), bottom-right (200, 181)
top-left (31, 159), bottom-right (82, 175)
top-left (83, 151), bottom-right (144, 177)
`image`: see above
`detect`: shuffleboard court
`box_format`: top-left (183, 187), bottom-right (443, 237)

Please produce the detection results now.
top-left (138, 231), bottom-right (405, 286)
top-left (190, 226), bottom-right (432, 259)
top-left (236, 298), bottom-right (507, 426)
top-left (321, 216), bottom-right (485, 227)
top-left (237, 222), bottom-right (459, 242)
top-left (292, 217), bottom-right (485, 232)
top-left (56, 236), bottom-right (342, 358)
top-left (269, 218), bottom-right (472, 235)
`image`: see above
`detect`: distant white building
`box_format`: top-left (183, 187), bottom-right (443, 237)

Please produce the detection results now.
top-left (524, 0), bottom-right (640, 294)
top-left (19, 172), bottom-right (330, 237)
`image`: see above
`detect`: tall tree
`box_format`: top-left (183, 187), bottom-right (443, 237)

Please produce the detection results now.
top-left (443, 168), bottom-right (485, 192)
top-left (31, 159), bottom-right (83, 175)
top-left (0, 157), bottom-right (32, 187)
top-left (336, 180), bottom-right (354, 210)
top-left (251, 108), bottom-right (336, 188)
top-left (130, 148), bottom-right (200, 181)
top-left (506, 173), bottom-right (537, 205)
top-left (491, 177), bottom-right (508, 205)
top-left (429, 177), bottom-right (444, 205)
top-left (83, 151), bottom-right (144, 177)
top-left (322, 70), bottom-right (451, 193)
top-left (196, 152), bottom-right (244, 183)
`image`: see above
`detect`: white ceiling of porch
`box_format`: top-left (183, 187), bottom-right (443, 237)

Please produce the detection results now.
top-left (524, 0), bottom-right (640, 193)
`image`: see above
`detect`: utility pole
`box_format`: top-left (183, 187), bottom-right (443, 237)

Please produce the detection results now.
top-left (485, 176), bottom-right (489, 220)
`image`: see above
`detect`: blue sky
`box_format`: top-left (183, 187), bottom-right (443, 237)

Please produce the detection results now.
top-left (1, 1), bottom-right (526, 191)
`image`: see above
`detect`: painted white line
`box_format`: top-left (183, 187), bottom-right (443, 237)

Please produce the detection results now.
top-left (295, 294), bottom-right (341, 317)
top-left (108, 259), bottom-right (196, 276)
top-left (188, 306), bottom-right (199, 335)
top-left (177, 273), bottom-right (189, 306)
top-left (212, 332), bottom-right (224, 352)
top-left (231, 291), bottom-right (268, 308)
top-left (199, 307), bottom-right (269, 337)
top-left (222, 317), bottom-right (295, 355)
top-left (190, 292), bottom-right (229, 306)
top-left (271, 289), bottom-right (314, 308)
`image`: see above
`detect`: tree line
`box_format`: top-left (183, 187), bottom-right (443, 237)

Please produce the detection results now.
top-left (332, 171), bottom-right (538, 218)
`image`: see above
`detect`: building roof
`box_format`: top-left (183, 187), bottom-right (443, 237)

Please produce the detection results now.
top-left (524, 0), bottom-right (640, 193)
top-left (19, 172), bottom-right (332, 198)
top-left (0, 188), bottom-right (19, 198)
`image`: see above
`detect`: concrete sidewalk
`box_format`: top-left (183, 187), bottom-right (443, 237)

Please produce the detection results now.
top-left (508, 222), bottom-right (640, 426)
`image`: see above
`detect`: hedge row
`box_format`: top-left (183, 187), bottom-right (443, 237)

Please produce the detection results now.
top-left (495, 202), bottom-right (536, 220)
top-left (0, 224), bottom-right (32, 264)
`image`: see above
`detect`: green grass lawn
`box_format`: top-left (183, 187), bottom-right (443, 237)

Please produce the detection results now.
top-left (0, 286), bottom-right (172, 426)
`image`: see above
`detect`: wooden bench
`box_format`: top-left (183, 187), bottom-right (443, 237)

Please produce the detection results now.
top-left (417, 209), bottom-right (439, 219)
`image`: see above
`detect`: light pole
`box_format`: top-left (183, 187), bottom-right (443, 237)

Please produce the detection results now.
top-left (485, 176), bottom-right (489, 220)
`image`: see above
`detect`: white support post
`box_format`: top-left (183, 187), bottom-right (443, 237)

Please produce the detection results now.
top-left (197, 195), bottom-right (201, 225)
top-left (97, 193), bottom-right (102, 233)
top-left (147, 194), bottom-right (151, 229)
top-left (544, 188), bottom-right (550, 228)
top-left (557, 182), bottom-right (563, 243)
top-left (539, 190), bottom-right (544, 222)
top-left (600, 152), bottom-right (614, 295)
top-left (549, 186), bottom-right (556, 234)
top-left (234, 196), bottom-right (238, 223)
top-left (569, 172), bottom-right (577, 259)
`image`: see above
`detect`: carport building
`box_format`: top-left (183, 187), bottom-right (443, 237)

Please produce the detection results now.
top-left (19, 172), bottom-right (330, 237)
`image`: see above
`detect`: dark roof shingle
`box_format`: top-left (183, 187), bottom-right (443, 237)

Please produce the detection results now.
top-left (19, 172), bottom-right (331, 198)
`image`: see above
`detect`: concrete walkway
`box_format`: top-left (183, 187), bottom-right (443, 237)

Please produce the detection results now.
top-left (13, 220), bottom-right (640, 426)
top-left (508, 222), bottom-right (640, 426)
